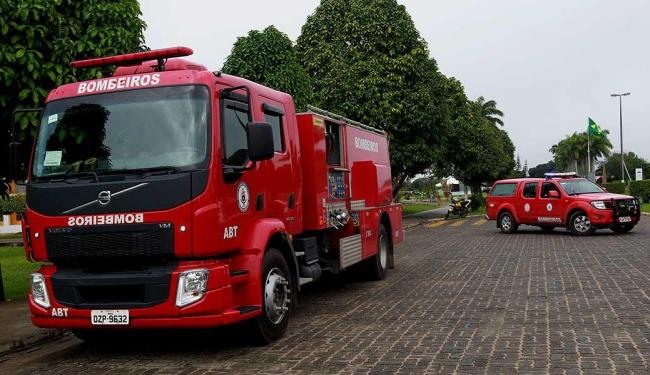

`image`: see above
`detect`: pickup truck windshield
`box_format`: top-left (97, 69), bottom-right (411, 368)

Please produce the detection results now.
top-left (32, 85), bottom-right (209, 179)
top-left (558, 179), bottom-right (604, 195)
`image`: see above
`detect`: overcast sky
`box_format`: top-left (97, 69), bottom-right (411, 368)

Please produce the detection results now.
top-left (140, 0), bottom-right (649, 167)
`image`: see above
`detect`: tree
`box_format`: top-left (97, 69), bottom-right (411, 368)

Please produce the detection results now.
top-left (0, 0), bottom-right (146, 177)
top-left (476, 96), bottom-right (504, 126)
top-left (440, 97), bottom-right (515, 197)
top-left (528, 160), bottom-right (556, 178)
top-left (550, 131), bottom-right (611, 174)
top-left (222, 26), bottom-right (312, 111)
top-left (296, 0), bottom-right (447, 196)
top-left (600, 152), bottom-right (650, 181)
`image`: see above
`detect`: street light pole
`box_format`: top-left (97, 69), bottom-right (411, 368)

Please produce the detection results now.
top-left (611, 92), bottom-right (630, 182)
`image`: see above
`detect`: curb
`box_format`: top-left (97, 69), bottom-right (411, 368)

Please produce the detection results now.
top-left (0, 329), bottom-right (65, 356)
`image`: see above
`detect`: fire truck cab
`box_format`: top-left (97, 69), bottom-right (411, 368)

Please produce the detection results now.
top-left (17, 47), bottom-right (403, 342)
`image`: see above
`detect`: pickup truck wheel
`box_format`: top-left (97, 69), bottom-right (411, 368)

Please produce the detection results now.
top-left (611, 224), bottom-right (634, 234)
top-left (540, 226), bottom-right (555, 234)
top-left (249, 248), bottom-right (292, 344)
top-left (569, 211), bottom-right (595, 236)
top-left (365, 223), bottom-right (389, 280)
top-left (498, 212), bottom-right (518, 234)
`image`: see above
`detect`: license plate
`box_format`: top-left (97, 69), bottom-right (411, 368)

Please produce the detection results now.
top-left (618, 216), bottom-right (632, 223)
top-left (91, 310), bottom-right (129, 325)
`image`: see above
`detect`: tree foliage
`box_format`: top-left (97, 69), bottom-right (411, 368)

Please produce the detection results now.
top-left (600, 152), bottom-right (650, 182)
top-left (528, 160), bottom-right (556, 178)
top-left (550, 131), bottom-right (611, 174)
top-left (296, 0), bottom-right (446, 194)
top-left (438, 94), bottom-right (515, 193)
top-left (476, 96), bottom-right (504, 126)
top-left (222, 26), bottom-right (312, 111)
top-left (0, 0), bottom-right (146, 176)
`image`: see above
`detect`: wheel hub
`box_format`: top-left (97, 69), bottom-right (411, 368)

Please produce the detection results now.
top-left (379, 232), bottom-right (388, 270)
top-left (264, 268), bottom-right (290, 325)
top-left (574, 215), bottom-right (591, 232)
top-left (502, 216), bottom-right (512, 230)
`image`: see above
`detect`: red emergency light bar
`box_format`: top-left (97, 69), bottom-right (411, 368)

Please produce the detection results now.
top-left (70, 46), bottom-right (193, 69)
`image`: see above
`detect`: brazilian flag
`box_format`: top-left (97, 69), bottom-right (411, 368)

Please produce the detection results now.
top-left (588, 118), bottom-right (604, 136)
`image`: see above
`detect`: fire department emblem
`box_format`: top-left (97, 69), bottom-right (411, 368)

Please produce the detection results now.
top-left (546, 203), bottom-right (553, 212)
top-left (524, 203), bottom-right (530, 213)
top-left (237, 183), bottom-right (250, 212)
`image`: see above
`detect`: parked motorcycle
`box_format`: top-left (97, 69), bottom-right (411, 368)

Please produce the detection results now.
top-left (444, 197), bottom-right (471, 220)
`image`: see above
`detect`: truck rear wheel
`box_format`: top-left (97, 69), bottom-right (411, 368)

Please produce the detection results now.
top-left (569, 211), bottom-right (595, 236)
top-left (366, 224), bottom-right (389, 280)
top-left (249, 248), bottom-right (292, 344)
top-left (498, 212), bottom-right (518, 234)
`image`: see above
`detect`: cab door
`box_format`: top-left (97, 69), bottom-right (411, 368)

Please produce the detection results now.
top-left (516, 181), bottom-right (538, 224)
top-left (534, 181), bottom-right (568, 225)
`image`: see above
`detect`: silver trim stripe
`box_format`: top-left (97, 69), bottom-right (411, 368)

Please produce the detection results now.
top-left (350, 200), bottom-right (366, 211)
top-left (62, 183), bottom-right (149, 214)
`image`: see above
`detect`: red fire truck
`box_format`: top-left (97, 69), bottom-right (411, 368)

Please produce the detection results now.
top-left (13, 47), bottom-right (403, 343)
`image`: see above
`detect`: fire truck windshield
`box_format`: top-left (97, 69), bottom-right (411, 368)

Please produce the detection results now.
top-left (558, 178), bottom-right (605, 195)
top-left (32, 85), bottom-right (210, 179)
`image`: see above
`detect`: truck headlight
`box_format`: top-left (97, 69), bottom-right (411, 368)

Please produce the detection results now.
top-left (30, 273), bottom-right (50, 308)
top-left (175, 269), bottom-right (208, 307)
top-left (591, 200), bottom-right (607, 210)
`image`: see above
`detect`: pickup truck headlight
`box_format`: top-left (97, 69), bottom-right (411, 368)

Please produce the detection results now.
top-left (590, 200), bottom-right (607, 210)
top-left (30, 273), bottom-right (51, 308)
top-left (175, 269), bottom-right (208, 307)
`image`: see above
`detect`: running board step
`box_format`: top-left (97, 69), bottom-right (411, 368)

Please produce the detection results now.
top-left (229, 269), bottom-right (250, 285)
top-left (236, 306), bottom-right (259, 315)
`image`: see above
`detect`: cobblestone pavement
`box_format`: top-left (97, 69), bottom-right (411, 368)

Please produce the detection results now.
top-left (2, 218), bottom-right (650, 374)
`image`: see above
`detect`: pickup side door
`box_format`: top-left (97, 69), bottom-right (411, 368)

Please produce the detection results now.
top-left (534, 181), bottom-right (568, 225)
top-left (516, 181), bottom-right (539, 224)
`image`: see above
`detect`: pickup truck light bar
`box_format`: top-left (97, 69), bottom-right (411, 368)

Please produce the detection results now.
top-left (544, 172), bottom-right (579, 179)
top-left (70, 46), bottom-right (193, 70)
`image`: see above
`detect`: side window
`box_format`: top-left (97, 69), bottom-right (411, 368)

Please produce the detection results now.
top-left (262, 106), bottom-right (284, 153)
top-left (490, 183), bottom-right (517, 196)
top-left (541, 182), bottom-right (560, 198)
top-left (222, 100), bottom-right (249, 166)
top-left (523, 182), bottom-right (537, 198)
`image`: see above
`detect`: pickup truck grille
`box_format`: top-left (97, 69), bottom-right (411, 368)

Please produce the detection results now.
top-left (614, 199), bottom-right (639, 216)
top-left (45, 223), bottom-right (174, 263)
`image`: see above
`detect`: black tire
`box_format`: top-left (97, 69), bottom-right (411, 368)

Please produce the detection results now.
top-left (249, 248), bottom-right (292, 344)
top-left (444, 211), bottom-right (450, 220)
top-left (366, 224), bottom-right (389, 280)
top-left (540, 226), bottom-right (555, 234)
top-left (498, 212), bottom-right (518, 234)
top-left (569, 211), bottom-right (595, 236)
top-left (611, 224), bottom-right (634, 234)
top-left (460, 208), bottom-right (468, 218)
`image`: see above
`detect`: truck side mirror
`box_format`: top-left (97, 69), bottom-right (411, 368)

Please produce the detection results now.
top-left (548, 190), bottom-right (560, 199)
top-left (8, 141), bottom-right (22, 181)
top-left (247, 122), bottom-right (274, 161)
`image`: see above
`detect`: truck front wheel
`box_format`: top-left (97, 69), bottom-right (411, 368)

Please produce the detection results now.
top-left (250, 248), bottom-right (292, 344)
top-left (569, 211), bottom-right (595, 236)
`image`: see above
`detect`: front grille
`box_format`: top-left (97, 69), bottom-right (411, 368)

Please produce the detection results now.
top-left (51, 265), bottom-right (173, 309)
top-left (45, 223), bottom-right (174, 263)
top-left (614, 199), bottom-right (639, 216)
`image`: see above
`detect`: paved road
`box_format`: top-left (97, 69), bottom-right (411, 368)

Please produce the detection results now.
top-left (2, 218), bottom-right (650, 374)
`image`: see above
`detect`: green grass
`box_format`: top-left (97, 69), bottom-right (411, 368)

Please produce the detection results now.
top-left (0, 247), bottom-right (42, 301)
top-left (642, 203), bottom-right (650, 213)
top-left (402, 202), bottom-right (439, 215)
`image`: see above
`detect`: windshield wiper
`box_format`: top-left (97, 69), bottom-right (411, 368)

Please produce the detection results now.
top-left (34, 171), bottom-right (100, 183)
top-left (100, 166), bottom-right (182, 178)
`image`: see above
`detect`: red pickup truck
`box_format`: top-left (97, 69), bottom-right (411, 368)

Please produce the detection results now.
top-left (486, 173), bottom-right (641, 235)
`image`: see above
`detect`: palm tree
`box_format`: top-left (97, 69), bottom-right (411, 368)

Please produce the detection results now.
top-left (550, 131), bottom-right (612, 174)
top-left (476, 96), bottom-right (504, 126)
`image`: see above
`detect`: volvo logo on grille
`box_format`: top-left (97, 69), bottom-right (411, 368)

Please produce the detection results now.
top-left (98, 190), bottom-right (111, 206)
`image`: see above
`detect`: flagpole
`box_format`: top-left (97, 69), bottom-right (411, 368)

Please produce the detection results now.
top-left (587, 129), bottom-right (591, 176)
